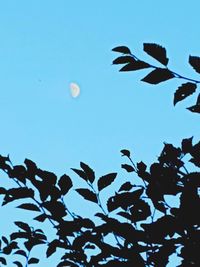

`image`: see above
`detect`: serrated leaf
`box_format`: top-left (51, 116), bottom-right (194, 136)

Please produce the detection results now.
top-left (112, 46), bottom-right (131, 54)
top-left (0, 257), bottom-right (6, 265)
top-left (97, 173), bottom-right (117, 191)
top-left (16, 203), bottom-right (40, 212)
top-left (181, 137), bottom-right (193, 154)
top-left (112, 56), bottom-right (135, 64)
top-left (189, 55), bottom-right (200, 74)
top-left (13, 261), bottom-right (23, 267)
top-left (121, 164), bottom-right (135, 172)
top-left (58, 174), bottom-right (73, 195)
top-left (174, 82), bottom-right (197, 105)
top-left (137, 161), bottom-right (147, 172)
top-left (120, 149), bottom-right (130, 157)
top-left (143, 43), bottom-right (169, 66)
top-left (80, 162), bottom-right (95, 183)
top-left (141, 68), bottom-right (174, 84)
top-left (119, 60), bottom-right (150, 71)
top-left (75, 188), bottom-right (98, 203)
top-left (71, 168), bottom-right (88, 182)
top-left (28, 258), bottom-right (39, 264)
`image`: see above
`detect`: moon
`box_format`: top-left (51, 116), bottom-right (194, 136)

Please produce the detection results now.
top-left (70, 82), bottom-right (80, 98)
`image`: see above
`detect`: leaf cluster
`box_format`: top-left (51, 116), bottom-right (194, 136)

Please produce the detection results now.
top-left (0, 138), bottom-right (200, 266)
top-left (113, 43), bottom-right (200, 113)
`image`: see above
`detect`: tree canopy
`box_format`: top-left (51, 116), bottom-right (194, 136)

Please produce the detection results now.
top-left (0, 44), bottom-right (200, 266)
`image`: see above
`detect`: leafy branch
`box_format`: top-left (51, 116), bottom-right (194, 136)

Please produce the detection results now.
top-left (112, 43), bottom-right (200, 113)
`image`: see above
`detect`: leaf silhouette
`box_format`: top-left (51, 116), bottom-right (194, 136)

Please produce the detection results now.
top-left (181, 137), bottom-right (193, 154)
top-left (112, 46), bottom-right (131, 54)
top-left (97, 173), bottom-right (117, 191)
top-left (143, 43), bottom-right (169, 66)
top-left (120, 149), bottom-right (131, 157)
top-left (0, 257), bottom-right (6, 265)
top-left (13, 250), bottom-right (27, 257)
top-left (80, 162), bottom-right (95, 183)
top-left (28, 258), bottom-right (39, 264)
top-left (16, 203), bottom-right (40, 212)
top-left (2, 236), bottom-right (8, 245)
top-left (112, 56), bottom-right (135, 64)
top-left (71, 168), bottom-right (88, 182)
top-left (187, 104), bottom-right (200, 113)
top-left (58, 174), bottom-right (73, 195)
top-left (189, 55), bottom-right (200, 74)
top-left (13, 261), bottom-right (23, 267)
top-left (14, 221), bottom-right (30, 232)
top-left (75, 188), bottom-right (98, 203)
top-left (174, 82), bottom-right (197, 105)
top-left (119, 60), bottom-right (150, 71)
top-left (121, 164), bottom-right (135, 172)
top-left (119, 182), bottom-right (133, 192)
top-left (33, 214), bottom-right (48, 222)
top-left (141, 68), bottom-right (174, 84)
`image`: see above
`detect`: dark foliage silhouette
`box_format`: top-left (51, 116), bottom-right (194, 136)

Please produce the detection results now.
top-left (1, 136), bottom-right (200, 266)
top-left (0, 44), bottom-right (200, 266)
top-left (112, 43), bottom-right (200, 112)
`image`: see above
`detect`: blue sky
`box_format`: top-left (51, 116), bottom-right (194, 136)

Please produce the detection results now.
top-left (0, 1), bottom-right (200, 266)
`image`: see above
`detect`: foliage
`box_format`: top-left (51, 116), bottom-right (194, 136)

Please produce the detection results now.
top-left (112, 43), bottom-right (200, 113)
top-left (0, 43), bottom-right (200, 266)
top-left (0, 136), bottom-right (200, 266)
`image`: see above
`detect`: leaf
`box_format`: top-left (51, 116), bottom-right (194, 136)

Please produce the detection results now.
top-left (71, 168), bottom-right (88, 182)
top-left (143, 43), bottom-right (169, 66)
top-left (0, 187), bottom-right (7, 194)
top-left (28, 258), bottom-right (39, 264)
top-left (181, 137), bottom-right (193, 154)
top-left (80, 162), bottom-right (95, 183)
top-left (97, 173), bottom-right (117, 191)
top-left (137, 161), bottom-right (147, 172)
top-left (189, 55), bottom-right (200, 74)
top-left (2, 236), bottom-right (9, 245)
top-left (196, 93), bottom-right (200, 105)
top-left (120, 149), bottom-right (130, 157)
top-left (33, 214), bottom-right (47, 222)
top-left (0, 257), bottom-right (6, 265)
top-left (46, 240), bottom-right (60, 258)
top-left (13, 261), bottom-right (23, 267)
top-left (16, 203), bottom-right (40, 211)
top-left (13, 250), bottom-right (27, 258)
top-left (187, 104), bottom-right (200, 114)
top-left (112, 46), bottom-right (131, 54)
top-left (58, 174), bottom-right (73, 195)
top-left (119, 60), bottom-right (150, 71)
top-left (14, 221), bottom-right (30, 232)
top-left (112, 56), bottom-right (135, 64)
top-left (141, 68), bottom-right (174, 84)
top-left (121, 164), bottom-right (135, 172)
top-left (75, 188), bottom-right (98, 203)
top-left (174, 82), bottom-right (197, 105)
top-left (119, 182), bottom-right (133, 192)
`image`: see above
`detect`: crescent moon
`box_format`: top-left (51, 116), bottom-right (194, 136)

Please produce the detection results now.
top-left (70, 82), bottom-right (80, 98)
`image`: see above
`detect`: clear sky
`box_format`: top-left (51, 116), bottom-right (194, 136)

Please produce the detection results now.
top-left (0, 1), bottom-right (200, 266)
